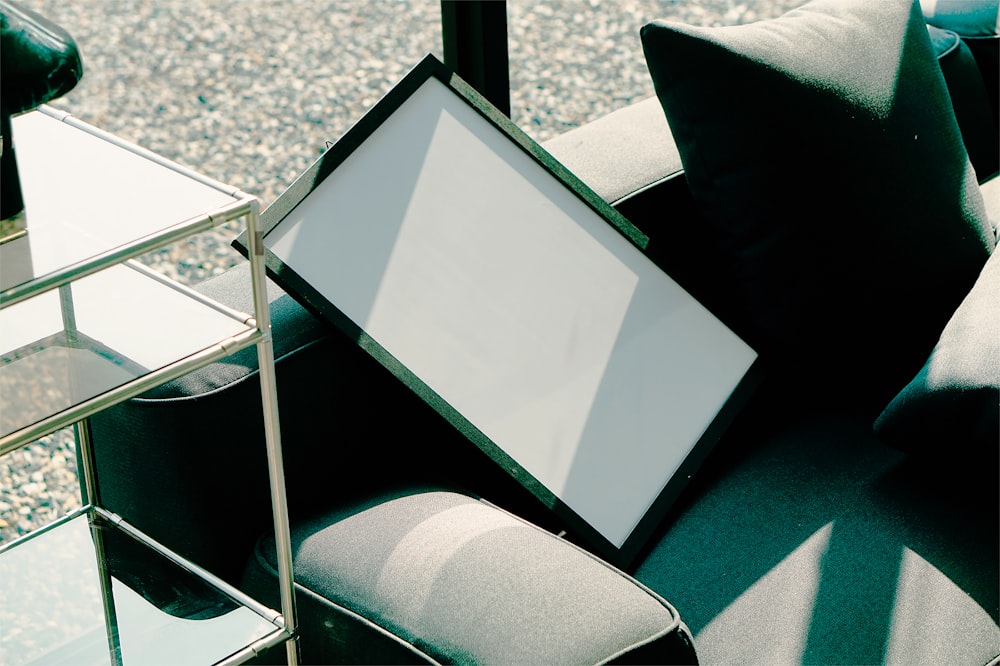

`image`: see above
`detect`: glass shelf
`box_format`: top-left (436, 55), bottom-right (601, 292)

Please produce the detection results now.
top-left (0, 509), bottom-right (286, 666)
top-left (0, 260), bottom-right (258, 449)
top-left (0, 106), bottom-right (264, 453)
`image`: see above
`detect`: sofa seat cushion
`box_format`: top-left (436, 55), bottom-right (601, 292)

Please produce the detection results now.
top-left (635, 394), bottom-right (999, 665)
top-left (243, 490), bottom-right (697, 665)
top-left (640, 0), bottom-right (996, 407)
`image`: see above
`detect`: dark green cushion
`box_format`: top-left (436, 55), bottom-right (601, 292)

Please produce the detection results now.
top-left (244, 490), bottom-right (697, 665)
top-left (640, 0), bottom-right (995, 404)
top-left (874, 244), bottom-right (999, 453)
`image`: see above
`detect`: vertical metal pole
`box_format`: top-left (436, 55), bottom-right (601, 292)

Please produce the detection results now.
top-left (245, 199), bottom-right (299, 665)
top-left (59, 283), bottom-right (99, 508)
top-left (89, 515), bottom-right (124, 666)
top-left (74, 421), bottom-right (97, 510)
top-left (441, 0), bottom-right (511, 117)
top-left (59, 280), bottom-right (120, 662)
top-left (58, 284), bottom-right (78, 346)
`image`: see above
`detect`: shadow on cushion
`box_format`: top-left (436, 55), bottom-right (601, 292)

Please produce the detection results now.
top-left (635, 390), bottom-right (999, 665)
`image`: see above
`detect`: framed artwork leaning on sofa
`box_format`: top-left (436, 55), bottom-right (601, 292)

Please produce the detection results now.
top-left (235, 54), bottom-right (761, 567)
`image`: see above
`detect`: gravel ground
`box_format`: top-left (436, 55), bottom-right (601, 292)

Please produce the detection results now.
top-left (1, 0), bottom-right (807, 545)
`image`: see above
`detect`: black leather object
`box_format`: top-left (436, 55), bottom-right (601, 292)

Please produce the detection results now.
top-left (1, 1), bottom-right (83, 219)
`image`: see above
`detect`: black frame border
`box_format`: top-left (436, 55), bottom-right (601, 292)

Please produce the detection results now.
top-left (235, 53), bottom-right (761, 569)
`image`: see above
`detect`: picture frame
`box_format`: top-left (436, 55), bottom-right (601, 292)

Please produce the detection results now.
top-left (236, 54), bottom-right (760, 567)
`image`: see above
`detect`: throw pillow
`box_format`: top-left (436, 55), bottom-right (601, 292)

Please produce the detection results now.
top-left (640, 0), bottom-right (995, 405)
top-left (874, 244), bottom-right (999, 454)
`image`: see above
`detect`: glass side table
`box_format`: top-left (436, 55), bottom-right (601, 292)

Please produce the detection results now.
top-left (0, 106), bottom-right (298, 665)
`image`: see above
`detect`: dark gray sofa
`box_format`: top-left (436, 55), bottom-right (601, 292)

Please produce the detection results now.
top-left (89, 0), bottom-right (999, 663)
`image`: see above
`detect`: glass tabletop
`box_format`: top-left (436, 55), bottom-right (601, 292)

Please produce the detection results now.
top-left (0, 511), bottom-right (282, 665)
top-left (1, 107), bottom-right (242, 295)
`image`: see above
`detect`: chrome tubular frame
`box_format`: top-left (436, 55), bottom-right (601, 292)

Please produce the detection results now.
top-left (1, 106), bottom-right (299, 665)
top-left (245, 196), bottom-right (300, 665)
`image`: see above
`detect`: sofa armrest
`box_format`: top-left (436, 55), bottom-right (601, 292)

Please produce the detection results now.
top-left (243, 490), bottom-right (699, 665)
top-left (542, 96), bottom-right (682, 207)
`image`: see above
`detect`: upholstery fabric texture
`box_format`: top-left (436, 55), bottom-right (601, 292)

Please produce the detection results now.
top-left (921, 0), bottom-right (1000, 37)
top-left (635, 387), bottom-right (1000, 665)
top-left (243, 490), bottom-right (698, 665)
top-left (640, 0), bottom-right (995, 406)
top-left (874, 243), bottom-right (1000, 454)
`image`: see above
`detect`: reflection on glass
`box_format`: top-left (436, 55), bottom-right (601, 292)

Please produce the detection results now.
top-left (0, 514), bottom-right (106, 664)
top-left (0, 512), bottom-right (279, 665)
top-left (1, 109), bottom-right (239, 292)
top-left (0, 262), bottom-right (252, 438)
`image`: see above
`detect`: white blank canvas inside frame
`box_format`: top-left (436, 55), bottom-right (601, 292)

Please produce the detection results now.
top-left (257, 56), bottom-right (759, 566)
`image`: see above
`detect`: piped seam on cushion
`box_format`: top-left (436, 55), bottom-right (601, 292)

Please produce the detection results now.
top-left (609, 169), bottom-right (687, 208)
top-left (250, 544), bottom-right (442, 665)
top-left (127, 336), bottom-right (328, 404)
top-left (932, 27), bottom-right (962, 58)
top-left (477, 497), bottom-right (686, 657)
